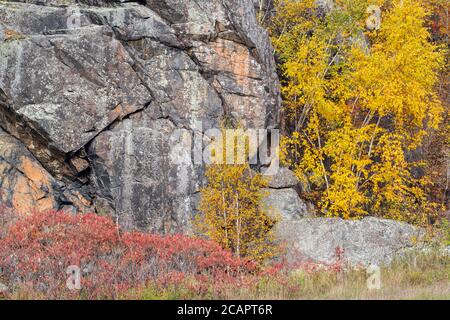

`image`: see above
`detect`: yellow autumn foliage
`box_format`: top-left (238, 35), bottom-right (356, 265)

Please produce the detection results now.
top-left (196, 130), bottom-right (277, 264)
top-left (273, 0), bottom-right (446, 224)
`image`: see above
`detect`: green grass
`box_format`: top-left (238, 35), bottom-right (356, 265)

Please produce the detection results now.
top-left (137, 250), bottom-right (450, 300)
top-left (3, 250), bottom-right (449, 300)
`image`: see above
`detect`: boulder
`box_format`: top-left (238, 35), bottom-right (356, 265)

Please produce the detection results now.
top-left (267, 167), bottom-right (299, 189)
top-left (262, 188), bottom-right (309, 220)
top-left (278, 217), bottom-right (425, 266)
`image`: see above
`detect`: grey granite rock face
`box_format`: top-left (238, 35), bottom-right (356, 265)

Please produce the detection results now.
top-left (1, 33), bottom-right (151, 153)
top-left (267, 167), bottom-right (299, 189)
top-left (88, 112), bottom-right (203, 233)
top-left (262, 188), bottom-right (309, 220)
top-left (278, 217), bottom-right (425, 266)
top-left (0, 1), bottom-right (280, 232)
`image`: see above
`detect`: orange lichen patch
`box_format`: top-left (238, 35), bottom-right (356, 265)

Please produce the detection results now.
top-left (107, 103), bottom-right (140, 123)
top-left (11, 176), bottom-right (34, 212)
top-left (11, 175), bottom-right (55, 213)
top-left (17, 157), bottom-right (52, 191)
top-left (6, 157), bottom-right (57, 213)
top-left (107, 104), bottom-right (123, 123)
top-left (36, 197), bottom-right (56, 212)
top-left (75, 191), bottom-right (92, 207)
top-left (63, 190), bottom-right (92, 213)
top-left (195, 39), bottom-right (260, 82)
top-left (4, 28), bottom-right (24, 41)
top-left (70, 157), bottom-right (89, 173)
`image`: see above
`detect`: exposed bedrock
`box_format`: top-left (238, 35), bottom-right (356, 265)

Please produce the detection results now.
top-left (0, 0), bottom-right (280, 232)
top-left (278, 217), bottom-right (426, 267)
top-left (0, 128), bottom-right (92, 213)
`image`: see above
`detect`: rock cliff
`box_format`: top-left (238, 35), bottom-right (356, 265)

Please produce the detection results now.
top-left (0, 0), bottom-right (280, 232)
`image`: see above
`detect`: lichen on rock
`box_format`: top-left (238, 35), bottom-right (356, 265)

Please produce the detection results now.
top-left (0, 0), bottom-right (280, 232)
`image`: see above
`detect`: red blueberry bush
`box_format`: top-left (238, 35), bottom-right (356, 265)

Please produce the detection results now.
top-left (0, 207), bottom-right (349, 299)
top-left (0, 208), bottom-right (256, 299)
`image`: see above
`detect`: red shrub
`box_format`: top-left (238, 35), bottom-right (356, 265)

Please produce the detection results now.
top-left (0, 210), bottom-right (255, 299)
top-left (0, 209), bottom-right (348, 299)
